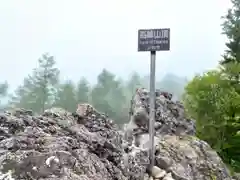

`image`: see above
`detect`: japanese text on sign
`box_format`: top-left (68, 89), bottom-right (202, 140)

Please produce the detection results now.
top-left (138, 29), bottom-right (170, 51)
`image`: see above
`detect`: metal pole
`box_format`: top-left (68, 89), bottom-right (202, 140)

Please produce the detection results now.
top-left (149, 51), bottom-right (156, 170)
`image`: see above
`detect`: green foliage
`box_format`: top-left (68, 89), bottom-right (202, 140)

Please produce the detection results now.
top-left (184, 1), bottom-right (240, 172)
top-left (126, 71), bottom-right (142, 94)
top-left (11, 53), bottom-right (60, 113)
top-left (220, 1), bottom-right (240, 171)
top-left (221, 0), bottom-right (240, 65)
top-left (91, 69), bottom-right (127, 124)
top-left (221, 0), bottom-right (240, 92)
top-left (54, 80), bottom-right (77, 112)
top-left (10, 78), bottom-right (35, 110)
top-left (183, 70), bottom-right (240, 171)
top-left (8, 55), bottom-right (185, 126)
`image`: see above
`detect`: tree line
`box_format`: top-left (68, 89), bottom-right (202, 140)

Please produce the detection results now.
top-left (0, 53), bottom-right (186, 125)
top-left (0, 0), bottom-right (239, 174)
top-left (183, 0), bottom-right (240, 173)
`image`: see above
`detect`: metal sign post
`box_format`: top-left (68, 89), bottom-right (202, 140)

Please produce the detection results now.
top-left (149, 50), bottom-right (156, 169)
top-left (137, 28), bottom-right (170, 170)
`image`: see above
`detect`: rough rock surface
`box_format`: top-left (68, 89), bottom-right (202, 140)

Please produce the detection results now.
top-left (127, 88), bottom-right (195, 137)
top-left (0, 106), bottom-right (144, 180)
top-left (0, 88), bottom-right (235, 180)
top-left (124, 88), bottom-right (233, 180)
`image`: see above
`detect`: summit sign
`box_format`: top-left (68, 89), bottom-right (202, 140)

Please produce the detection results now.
top-left (138, 28), bottom-right (170, 51)
top-left (137, 28), bottom-right (171, 169)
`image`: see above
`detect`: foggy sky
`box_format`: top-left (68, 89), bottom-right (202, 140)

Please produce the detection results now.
top-left (0, 0), bottom-right (231, 91)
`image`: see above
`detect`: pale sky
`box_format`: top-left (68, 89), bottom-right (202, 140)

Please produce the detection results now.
top-left (0, 0), bottom-right (232, 90)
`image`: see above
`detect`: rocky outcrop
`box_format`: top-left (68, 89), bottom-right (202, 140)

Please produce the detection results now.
top-left (127, 88), bottom-right (195, 136)
top-left (124, 88), bottom-right (233, 180)
top-left (0, 88), bottom-right (235, 180)
top-left (0, 107), bottom-right (132, 180)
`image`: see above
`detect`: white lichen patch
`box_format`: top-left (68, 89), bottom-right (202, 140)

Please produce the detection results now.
top-left (45, 156), bottom-right (59, 167)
